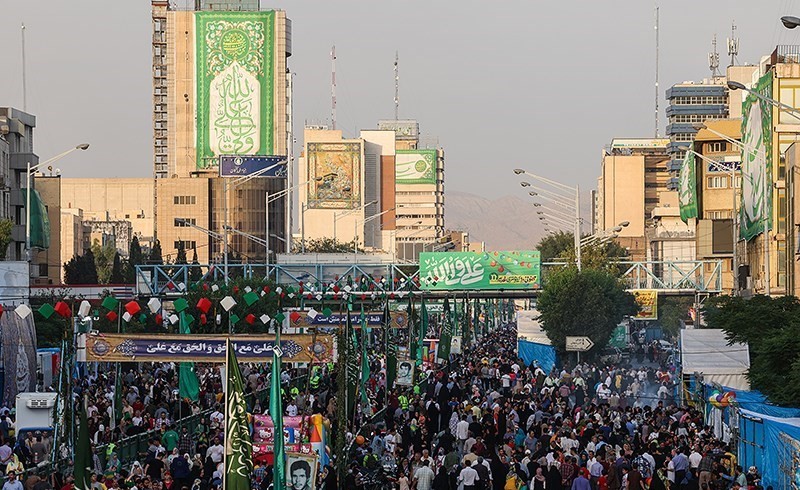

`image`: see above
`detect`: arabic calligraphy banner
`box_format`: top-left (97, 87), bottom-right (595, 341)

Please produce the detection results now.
top-left (195, 11), bottom-right (275, 169)
top-left (419, 251), bottom-right (541, 290)
top-left (632, 290), bottom-right (658, 320)
top-left (82, 333), bottom-right (335, 363)
top-left (290, 311), bottom-right (408, 329)
top-left (396, 149), bottom-right (437, 184)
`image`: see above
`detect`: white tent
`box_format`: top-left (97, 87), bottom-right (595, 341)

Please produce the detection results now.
top-left (680, 328), bottom-right (750, 390)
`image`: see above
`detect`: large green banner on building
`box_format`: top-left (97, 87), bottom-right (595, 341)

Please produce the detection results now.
top-left (678, 149), bottom-right (698, 223)
top-left (419, 251), bottom-right (541, 290)
top-left (396, 149), bottom-right (436, 184)
top-left (195, 11), bottom-right (275, 169)
top-left (740, 71), bottom-right (773, 240)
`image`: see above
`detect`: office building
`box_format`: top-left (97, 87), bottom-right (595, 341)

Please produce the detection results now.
top-left (151, 0), bottom-right (291, 263)
top-left (595, 138), bottom-right (672, 260)
top-left (378, 120), bottom-right (445, 261)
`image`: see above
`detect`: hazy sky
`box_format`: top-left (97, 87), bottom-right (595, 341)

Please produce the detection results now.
top-left (2, 0), bottom-right (800, 198)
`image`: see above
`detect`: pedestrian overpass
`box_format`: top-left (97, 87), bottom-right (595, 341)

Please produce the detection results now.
top-left (135, 259), bottom-right (723, 298)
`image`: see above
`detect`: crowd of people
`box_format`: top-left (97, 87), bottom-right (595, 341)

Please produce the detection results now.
top-left (0, 315), bottom-right (768, 490)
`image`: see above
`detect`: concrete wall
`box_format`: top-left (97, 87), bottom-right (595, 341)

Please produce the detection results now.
top-left (600, 154), bottom-right (645, 238)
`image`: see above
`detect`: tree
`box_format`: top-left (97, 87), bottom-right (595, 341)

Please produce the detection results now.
top-left (0, 219), bottom-right (13, 260)
top-left (175, 240), bottom-right (187, 265)
top-left (91, 239), bottom-right (117, 283)
top-left (537, 267), bottom-right (637, 359)
top-left (125, 236), bottom-right (144, 283)
top-left (537, 231), bottom-right (575, 261)
top-left (536, 231), bottom-right (629, 276)
top-left (293, 237), bottom-right (363, 254)
top-left (149, 239), bottom-right (163, 265)
top-left (109, 252), bottom-right (125, 283)
top-left (64, 250), bottom-right (99, 284)
top-left (658, 296), bottom-right (693, 337)
top-left (703, 295), bottom-right (800, 405)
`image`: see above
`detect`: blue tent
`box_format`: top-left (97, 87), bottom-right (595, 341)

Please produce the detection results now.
top-left (518, 339), bottom-right (557, 373)
top-left (738, 408), bottom-right (800, 489)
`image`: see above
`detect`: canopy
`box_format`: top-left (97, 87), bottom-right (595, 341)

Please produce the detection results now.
top-left (516, 310), bottom-right (556, 373)
top-left (738, 408), bottom-right (800, 489)
top-left (680, 328), bottom-right (750, 390)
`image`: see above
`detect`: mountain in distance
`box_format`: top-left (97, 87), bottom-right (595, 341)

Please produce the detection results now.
top-left (445, 191), bottom-right (548, 251)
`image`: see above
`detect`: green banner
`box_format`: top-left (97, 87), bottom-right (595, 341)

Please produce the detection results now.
top-left (678, 150), bottom-right (698, 223)
top-left (740, 71), bottom-right (773, 241)
top-left (21, 189), bottom-right (50, 249)
top-left (419, 251), bottom-right (541, 290)
top-left (608, 325), bottom-right (627, 348)
top-left (396, 149), bottom-right (437, 184)
top-left (195, 11), bottom-right (275, 169)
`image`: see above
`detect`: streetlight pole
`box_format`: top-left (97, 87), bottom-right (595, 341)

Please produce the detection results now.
top-left (26, 144), bottom-right (89, 270)
top-left (354, 208), bottom-right (395, 255)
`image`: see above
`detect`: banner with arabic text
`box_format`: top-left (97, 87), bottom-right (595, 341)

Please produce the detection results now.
top-left (82, 333), bottom-right (335, 363)
top-left (419, 251), bottom-right (541, 290)
top-left (632, 290), bottom-right (658, 320)
top-left (291, 310), bottom-right (408, 329)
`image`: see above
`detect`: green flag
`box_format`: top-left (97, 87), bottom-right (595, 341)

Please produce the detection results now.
top-left (360, 306), bottom-right (370, 407)
top-left (225, 340), bottom-right (252, 490)
top-left (438, 298), bottom-right (452, 362)
top-left (418, 297), bottom-right (428, 364)
top-left (269, 330), bottom-right (285, 490)
top-left (345, 303), bottom-right (359, 421)
top-left (385, 301), bottom-right (397, 389)
top-left (678, 150), bottom-right (698, 223)
top-left (740, 71), bottom-right (774, 240)
top-left (74, 398), bottom-right (91, 490)
top-left (114, 363), bottom-right (123, 426)
top-left (179, 312), bottom-right (200, 401)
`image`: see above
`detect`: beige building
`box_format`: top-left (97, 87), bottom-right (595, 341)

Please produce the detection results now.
top-left (595, 138), bottom-right (672, 260)
top-left (32, 176), bottom-right (62, 284)
top-left (151, 1), bottom-right (291, 263)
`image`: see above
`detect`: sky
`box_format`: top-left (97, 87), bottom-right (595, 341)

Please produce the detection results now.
top-left (2, 0), bottom-right (800, 198)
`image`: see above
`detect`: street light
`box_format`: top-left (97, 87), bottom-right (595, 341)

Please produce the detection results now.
top-left (354, 208), bottom-right (395, 254)
top-left (268, 173), bottom-right (338, 257)
top-left (781, 15), bottom-right (800, 29)
top-left (333, 199), bottom-right (375, 241)
top-left (726, 80), bottom-right (800, 119)
top-left (515, 168), bottom-right (582, 270)
top-left (27, 144), bottom-right (90, 267)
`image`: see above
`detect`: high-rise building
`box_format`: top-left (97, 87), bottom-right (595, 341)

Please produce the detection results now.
top-left (595, 138), bottom-right (671, 260)
top-left (377, 120), bottom-right (445, 261)
top-left (151, 0), bottom-right (291, 263)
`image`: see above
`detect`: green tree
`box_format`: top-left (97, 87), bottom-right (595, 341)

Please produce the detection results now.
top-left (125, 236), bottom-right (144, 283)
top-left (0, 219), bottom-right (14, 260)
top-left (703, 295), bottom-right (800, 405)
top-left (658, 296), bottom-right (693, 337)
top-left (189, 246), bottom-right (202, 282)
top-left (536, 231), bottom-right (629, 276)
top-left (537, 231), bottom-right (575, 261)
top-left (110, 252), bottom-right (125, 283)
top-left (175, 240), bottom-right (187, 265)
top-left (537, 267), bottom-right (637, 358)
top-left (64, 250), bottom-right (99, 284)
top-left (91, 239), bottom-right (117, 283)
top-left (293, 237), bottom-right (363, 254)
top-left (149, 239), bottom-right (163, 265)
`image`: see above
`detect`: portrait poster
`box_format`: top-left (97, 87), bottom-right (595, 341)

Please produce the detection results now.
top-left (395, 359), bottom-right (415, 387)
top-left (286, 452), bottom-right (319, 490)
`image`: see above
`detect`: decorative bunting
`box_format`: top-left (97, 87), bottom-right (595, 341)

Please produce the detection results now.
top-left (138, 313), bottom-right (147, 323)
top-left (147, 298), bottom-right (162, 314)
top-left (38, 304), bottom-right (55, 319)
top-left (105, 311), bottom-right (118, 322)
top-left (54, 301), bottom-right (71, 318)
top-left (307, 308), bottom-right (319, 319)
top-left (245, 314), bottom-right (256, 325)
top-left (230, 314), bottom-right (240, 325)
top-left (155, 313), bottom-right (163, 325)
top-left (173, 298), bottom-right (189, 313)
top-left (78, 300), bottom-right (91, 319)
top-left (124, 301), bottom-right (141, 316)
top-left (259, 314), bottom-right (270, 324)
top-left (243, 291), bottom-right (259, 307)
top-left (211, 284), bottom-right (220, 292)
top-left (274, 312), bottom-right (285, 324)
top-left (200, 314), bottom-right (207, 325)
top-left (15, 304), bottom-right (32, 319)
top-left (122, 312), bottom-right (132, 323)
top-left (101, 296), bottom-right (119, 311)
top-left (220, 296), bottom-right (237, 312)
top-left (289, 311), bottom-right (301, 323)
top-left (322, 307), bottom-right (333, 317)
top-left (169, 314), bottom-right (179, 325)
top-left (197, 297), bottom-right (212, 314)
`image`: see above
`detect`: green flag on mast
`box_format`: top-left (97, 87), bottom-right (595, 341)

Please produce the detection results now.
top-left (269, 329), bottom-right (285, 490)
top-left (225, 339), bottom-right (253, 490)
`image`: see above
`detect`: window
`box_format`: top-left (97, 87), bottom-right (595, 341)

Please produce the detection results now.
top-left (707, 176), bottom-right (728, 189)
top-left (705, 210), bottom-right (732, 219)
top-left (173, 240), bottom-right (197, 250)
top-left (707, 142), bottom-right (725, 153)
top-left (174, 218), bottom-right (196, 227)
top-left (173, 196), bottom-right (197, 205)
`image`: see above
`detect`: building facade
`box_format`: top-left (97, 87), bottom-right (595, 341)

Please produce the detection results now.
top-left (151, 1), bottom-right (291, 263)
top-left (0, 108), bottom-right (36, 263)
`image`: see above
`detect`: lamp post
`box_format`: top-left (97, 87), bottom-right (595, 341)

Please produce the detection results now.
top-left (26, 144), bottom-right (89, 271)
top-left (334, 199), bottom-right (375, 242)
top-left (781, 16), bottom-right (800, 29)
top-left (354, 207), bottom-right (395, 255)
top-left (517, 169), bottom-right (581, 269)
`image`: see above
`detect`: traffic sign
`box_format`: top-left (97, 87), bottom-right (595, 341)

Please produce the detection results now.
top-left (565, 336), bottom-right (595, 352)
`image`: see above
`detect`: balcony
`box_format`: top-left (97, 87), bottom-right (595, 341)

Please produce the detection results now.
top-left (772, 45), bottom-right (800, 64)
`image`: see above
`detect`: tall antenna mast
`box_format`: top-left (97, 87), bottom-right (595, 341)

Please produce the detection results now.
top-left (709, 34), bottom-right (721, 78)
top-left (654, 3), bottom-right (659, 138)
top-left (21, 23), bottom-right (27, 112)
top-left (394, 51), bottom-right (399, 120)
top-left (727, 20), bottom-right (739, 67)
top-left (331, 45), bottom-right (336, 130)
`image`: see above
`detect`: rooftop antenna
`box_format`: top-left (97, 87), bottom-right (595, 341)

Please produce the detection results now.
top-left (727, 20), bottom-right (739, 67)
top-left (21, 23), bottom-right (27, 112)
top-left (654, 2), bottom-right (659, 138)
top-left (331, 45), bottom-right (336, 130)
top-left (709, 34), bottom-right (721, 78)
top-left (394, 51), bottom-right (399, 120)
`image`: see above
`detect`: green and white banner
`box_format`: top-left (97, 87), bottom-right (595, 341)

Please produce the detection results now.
top-left (740, 71), bottom-right (773, 241)
top-left (195, 11), bottom-right (275, 169)
top-left (419, 251), bottom-right (541, 290)
top-left (678, 150), bottom-right (698, 223)
top-left (396, 149), bottom-right (437, 184)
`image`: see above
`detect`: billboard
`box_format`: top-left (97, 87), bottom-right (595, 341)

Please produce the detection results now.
top-left (195, 11), bottom-right (275, 169)
top-left (740, 71), bottom-right (773, 241)
top-left (219, 155), bottom-right (287, 177)
top-left (419, 251), bottom-right (541, 290)
top-left (306, 142), bottom-right (361, 209)
top-left (396, 149), bottom-right (437, 184)
top-left (632, 290), bottom-right (658, 320)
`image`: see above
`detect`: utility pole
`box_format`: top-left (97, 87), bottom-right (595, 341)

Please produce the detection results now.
top-left (21, 23), bottom-right (27, 112)
top-left (394, 51), bottom-right (399, 120)
top-left (331, 45), bottom-right (337, 130)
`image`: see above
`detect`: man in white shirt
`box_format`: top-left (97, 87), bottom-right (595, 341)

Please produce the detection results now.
top-left (458, 460), bottom-right (480, 490)
top-left (689, 446), bottom-right (702, 469)
top-left (286, 402), bottom-right (298, 417)
top-left (456, 415), bottom-right (470, 455)
top-left (206, 438), bottom-right (224, 464)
